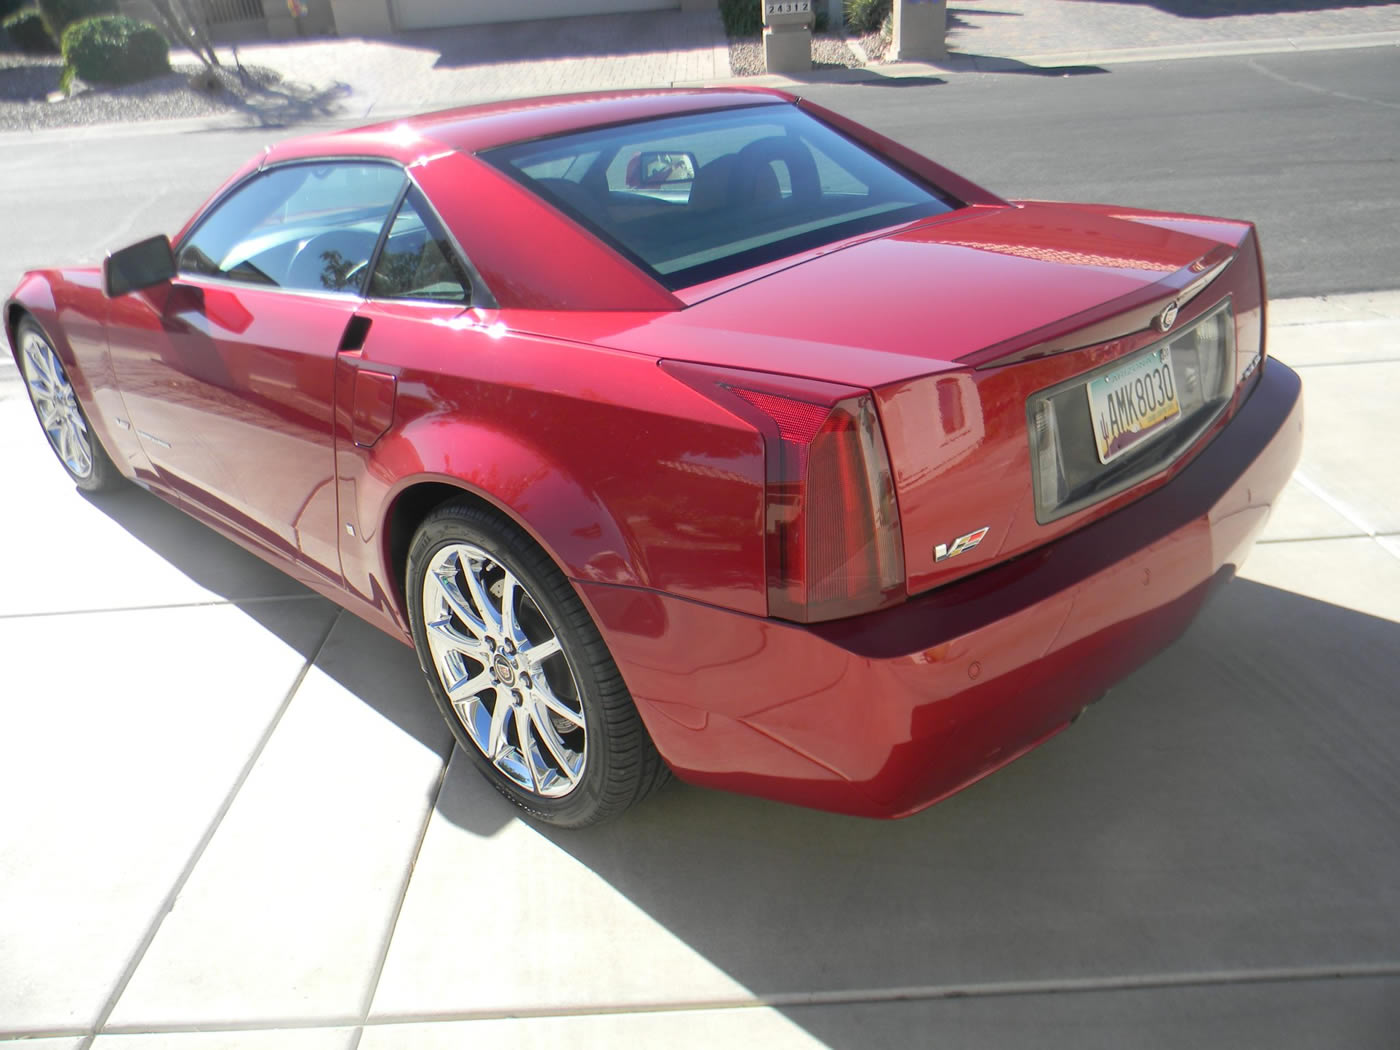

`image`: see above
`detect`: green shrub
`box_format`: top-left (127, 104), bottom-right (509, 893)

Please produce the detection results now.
top-left (36, 0), bottom-right (114, 40)
top-left (844, 0), bottom-right (891, 33)
top-left (2, 7), bottom-right (56, 52)
top-left (0, 0), bottom-right (31, 21)
top-left (62, 14), bottom-right (169, 87)
top-left (719, 0), bottom-right (762, 37)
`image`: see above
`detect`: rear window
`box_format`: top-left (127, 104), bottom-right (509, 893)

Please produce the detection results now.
top-left (482, 103), bottom-right (957, 290)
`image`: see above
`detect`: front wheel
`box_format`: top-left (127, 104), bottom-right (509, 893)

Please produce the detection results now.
top-left (406, 500), bottom-right (669, 827)
top-left (17, 317), bottom-right (122, 492)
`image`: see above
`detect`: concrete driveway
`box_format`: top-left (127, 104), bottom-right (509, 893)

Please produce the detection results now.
top-left (2, 289), bottom-right (1398, 1048)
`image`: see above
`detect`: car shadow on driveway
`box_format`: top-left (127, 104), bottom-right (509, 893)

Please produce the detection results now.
top-left (485, 575), bottom-right (1400, 1045)
top-left (81, 481), bottom-right (515, 839)
top-left (79, 479), bottom-right (1400, 1041)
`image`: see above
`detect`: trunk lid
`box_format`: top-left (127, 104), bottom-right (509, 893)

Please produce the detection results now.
top-left (635, 202), bottom-right (1229, 386)
top-left (528, 202), bottom-right (1261, 604)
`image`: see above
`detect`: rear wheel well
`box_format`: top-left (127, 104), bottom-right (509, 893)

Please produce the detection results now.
top-left (385, 482), bottom-right (502, 617)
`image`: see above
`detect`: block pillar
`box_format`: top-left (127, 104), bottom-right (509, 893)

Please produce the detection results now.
top-left (892, 0), bottom-right (947, 61)
top-left (327, 0), bottom-right (392, 36)
top-left (763, 1), bottom-right (813, 74)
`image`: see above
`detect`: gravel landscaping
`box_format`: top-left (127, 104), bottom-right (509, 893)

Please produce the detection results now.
top-left (728, 32), bottom-right (858, 76)
top-left (727, 24), bottom-right (892, 76)
top-left (0, 54), bottom-right (344, 131)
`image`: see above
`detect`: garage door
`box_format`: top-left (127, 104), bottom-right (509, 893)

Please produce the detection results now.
top-left (393, 0), bottom-right (678, 30)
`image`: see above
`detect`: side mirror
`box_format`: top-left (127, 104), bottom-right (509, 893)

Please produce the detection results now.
top-left (104, 234), bottom-right (175, 298)
top-left (624, 150), bottom-right (698, 190)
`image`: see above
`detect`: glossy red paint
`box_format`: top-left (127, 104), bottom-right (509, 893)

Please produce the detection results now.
top-left (335, 300), bottom-right (768, 629)
top-left (585, 361), bottom-right (1302, 816)
top-left (104, 278), bottom-right (349, 581)
top-left (412, 151), bottom-right (679, 312)
top-left (6, 90), bottom-right (1302, 819)
top-left (8, 270), bottom-right (134, 473)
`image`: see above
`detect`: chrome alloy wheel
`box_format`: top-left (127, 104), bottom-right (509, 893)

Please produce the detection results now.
top-left (422, 542), bottom-right (587, 797)
top-left (20, 329), bottom-right (93, 479)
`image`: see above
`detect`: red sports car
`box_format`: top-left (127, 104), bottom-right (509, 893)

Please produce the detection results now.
top-left (7, 89), bottom-right (1302, 826)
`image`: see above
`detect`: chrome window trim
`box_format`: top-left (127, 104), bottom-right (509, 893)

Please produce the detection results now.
top-left (171, 272), bottom-right (364, 302)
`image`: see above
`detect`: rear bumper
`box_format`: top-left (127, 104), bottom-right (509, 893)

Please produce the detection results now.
top-left (581, 360), bottom-right (1304, 818)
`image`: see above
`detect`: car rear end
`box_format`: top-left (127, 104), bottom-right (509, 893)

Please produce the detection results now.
top-left (470, 94), bottom-right (1302, 816)
top-left (583, 209), bottom-right (1301, 818)
top-left (879, 208), bottom-right (1275, 600)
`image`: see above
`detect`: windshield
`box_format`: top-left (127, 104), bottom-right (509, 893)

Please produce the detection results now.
top-left (483, 103), bottom-right (958, 290)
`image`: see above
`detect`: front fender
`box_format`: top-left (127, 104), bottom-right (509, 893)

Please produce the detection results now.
top-left (6, 269), bottom-right (141, 483)
top-left (7, 272), bottom-right (62, 369)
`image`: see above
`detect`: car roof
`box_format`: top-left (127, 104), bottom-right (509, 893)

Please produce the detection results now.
top-left (263, 88), bottom-right (798, 166)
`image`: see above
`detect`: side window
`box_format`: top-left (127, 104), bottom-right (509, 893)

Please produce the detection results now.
top-left (177, 163), bottom-right (404, 293)
top-left (368, 187), bottom-right (473, 304)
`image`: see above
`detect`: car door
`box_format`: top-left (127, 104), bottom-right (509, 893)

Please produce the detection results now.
top-left (106, 161), bottom-right (406, 585)
top-left (330, 183), bottom-right (495, 618)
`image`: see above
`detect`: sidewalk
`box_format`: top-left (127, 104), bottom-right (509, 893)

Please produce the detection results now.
top-left (3, 292), bottom-right (1399, 1048)
top-left (942, 0), bottom-right (1400, 66)
top-left (210, 2), bottom-right (1400, 121)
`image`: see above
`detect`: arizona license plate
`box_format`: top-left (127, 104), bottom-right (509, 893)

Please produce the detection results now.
top-left (1086, 346), bottom-right (1181, 465)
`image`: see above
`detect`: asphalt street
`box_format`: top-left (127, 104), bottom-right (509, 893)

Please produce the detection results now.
top-left (2, 43), bottom-right (1399, 1050)
top-left (800, 45), bottom-right (1400, 299)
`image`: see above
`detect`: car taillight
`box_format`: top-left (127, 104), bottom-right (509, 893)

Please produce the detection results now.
top-left (661, 362), bottom-right (905, 623)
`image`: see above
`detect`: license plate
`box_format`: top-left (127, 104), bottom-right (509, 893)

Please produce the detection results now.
top-left (1086, 346), bottom-right (1181, 465)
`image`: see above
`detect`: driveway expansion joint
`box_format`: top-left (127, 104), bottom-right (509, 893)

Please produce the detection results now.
top-left (1293, 472), bottom-right (1400, 563)
top-left (76, 611), bottom-right (344, 1050)
top-left (0, 593), bottom-right (324, 621)
top-left (348, 743), bottom-right (457, 1050)
top-left (61, 961), bottom-right (1400, 1039)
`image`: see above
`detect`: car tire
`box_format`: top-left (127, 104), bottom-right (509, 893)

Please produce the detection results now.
top-left (406, 499), bottom-right (670, 827)
top-left (16, 316), bottom-right (123, 493)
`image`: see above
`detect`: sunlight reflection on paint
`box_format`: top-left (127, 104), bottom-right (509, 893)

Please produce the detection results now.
top-left (430, 310), bottom-right (507, 339)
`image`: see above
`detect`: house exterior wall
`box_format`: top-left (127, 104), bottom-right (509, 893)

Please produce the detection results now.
top-left (391, 0), bottom-right (679, 31)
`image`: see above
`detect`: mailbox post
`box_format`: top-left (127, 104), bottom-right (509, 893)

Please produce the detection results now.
top-left (891, 0), bottom-right (948, 61)
top-left (763, 1), bottom-right (813, 74)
